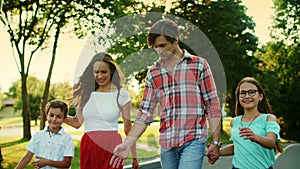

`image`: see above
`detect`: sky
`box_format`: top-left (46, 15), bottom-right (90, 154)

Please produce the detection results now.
top-left (0, 0), bottom-right (275, 93)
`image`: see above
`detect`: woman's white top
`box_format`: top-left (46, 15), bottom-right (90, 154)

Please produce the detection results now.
top-left (82, 88), bottom-right (130, 132)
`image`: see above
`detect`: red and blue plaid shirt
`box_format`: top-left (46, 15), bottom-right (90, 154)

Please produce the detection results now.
top-left (136, 51), bottom-right (221, 149)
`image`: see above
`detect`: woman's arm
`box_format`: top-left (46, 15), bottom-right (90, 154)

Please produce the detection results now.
top-left (121, 101), bottom-right (140, 169)
top-left (32, 156), bottom-right (72, 168)
top-left (64, 107), bottom-right (84, 129)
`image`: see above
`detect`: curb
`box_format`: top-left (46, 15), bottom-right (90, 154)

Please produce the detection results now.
top-left (124, 158), bottom-right (161, 169)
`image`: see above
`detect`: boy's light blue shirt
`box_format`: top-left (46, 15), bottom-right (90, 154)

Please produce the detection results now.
top-left (26, 126), bottom-right (74, 169)
top-left (230, 114), bottom-right (280, 169)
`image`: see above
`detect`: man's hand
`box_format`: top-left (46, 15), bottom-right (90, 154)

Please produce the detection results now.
top-left (205, 144), bottom-right (220, 164)
top-left (110, 143), bottom-right (131, 168)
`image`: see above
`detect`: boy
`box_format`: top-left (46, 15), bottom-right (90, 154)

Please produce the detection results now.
top-left (15, 100), bottom-right (74, 169)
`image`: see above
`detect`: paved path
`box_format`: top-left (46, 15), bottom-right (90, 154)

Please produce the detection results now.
top-left (273, 143), bottom-right (300, 169)
top-left (125, 143), bottom-right (300, 169)
top-left (2, 126), bottom-right (300, 169)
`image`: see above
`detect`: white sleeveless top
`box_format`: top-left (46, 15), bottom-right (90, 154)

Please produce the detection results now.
top-left (82, 88), bottom-right (130, 132)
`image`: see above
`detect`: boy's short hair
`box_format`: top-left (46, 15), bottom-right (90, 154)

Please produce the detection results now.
top-left (45, 100), bottom-right (68, 118)
top-left (147, 18), bottom-right (179, 47)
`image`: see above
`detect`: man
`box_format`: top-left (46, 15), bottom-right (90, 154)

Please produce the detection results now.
top-left (110, 18), bottom-right (222, 169)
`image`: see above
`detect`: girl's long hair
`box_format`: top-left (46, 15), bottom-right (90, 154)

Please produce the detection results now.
top-left (235, 77), bottom-right (283, 153)
top-left (73, 52), bottom-right (124, 112)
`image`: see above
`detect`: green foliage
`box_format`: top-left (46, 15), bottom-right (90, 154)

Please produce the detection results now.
top-left (5, 76), bottom-right (72, 122)
top-left (253, 0), bottom-right (300, 141)
top-left (272, 0), bottom-right (300, 44)
top-left (168, 0), bottom-right (259, 113)
top-left (0, 87), bottom-right (3, 108)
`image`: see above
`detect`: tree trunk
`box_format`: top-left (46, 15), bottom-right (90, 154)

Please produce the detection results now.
top-left (40, 25), bottom-right (61, 129)
top-left (21, 73), bottom-right (31, 140)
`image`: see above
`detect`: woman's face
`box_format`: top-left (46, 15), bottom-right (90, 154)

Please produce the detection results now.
top-left (93, 61), bottom-right (112, 87)
top-left (238, 82), bottom-right (263, 111)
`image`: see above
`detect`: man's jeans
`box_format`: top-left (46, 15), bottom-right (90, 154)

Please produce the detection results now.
top-left (160, 138), bottom-right (206, 169)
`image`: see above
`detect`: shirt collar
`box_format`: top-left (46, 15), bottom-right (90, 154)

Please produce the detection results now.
top-left (156, 49), bottom-right (192, 67)
top-left (43, 126), bottom-right (63, 135)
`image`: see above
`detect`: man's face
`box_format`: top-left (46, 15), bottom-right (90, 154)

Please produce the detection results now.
top-left (153, 35), bottom-right (176, 61)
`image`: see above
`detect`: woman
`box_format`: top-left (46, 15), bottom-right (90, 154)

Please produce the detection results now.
top-left (220, 77), bottom-right (283, 169)
top-left (64, 52), bottom-right (139, 169)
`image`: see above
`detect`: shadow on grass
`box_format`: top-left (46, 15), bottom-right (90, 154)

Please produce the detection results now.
top-left (1, 138), bottom-right (29, 148)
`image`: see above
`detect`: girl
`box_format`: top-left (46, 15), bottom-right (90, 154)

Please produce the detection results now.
top-left (220, 77), bottom-right (283, 169)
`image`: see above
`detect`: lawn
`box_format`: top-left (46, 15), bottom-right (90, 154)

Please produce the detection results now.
top-left (0, 116), bottom-right (231, 169)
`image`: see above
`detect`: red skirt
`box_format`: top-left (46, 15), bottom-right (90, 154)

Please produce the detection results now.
top-left (80, 131), bottom-right (123, 169)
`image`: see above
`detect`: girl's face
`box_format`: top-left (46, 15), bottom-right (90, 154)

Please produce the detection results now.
top-left (93, 61), bottom-right (112, 87)
top-left (47, 108), bottom-right (65, 133)
top-left (239, 82), bottom-right (263, 111)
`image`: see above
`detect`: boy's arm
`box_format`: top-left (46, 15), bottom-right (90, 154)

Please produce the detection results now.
top-left (15, 151), bottom-right (34, 169)
top-left (32, 156), bottom-right (72, 168)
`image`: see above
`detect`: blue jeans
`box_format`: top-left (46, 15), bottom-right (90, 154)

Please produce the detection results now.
top-left (160, 139), bottom-right (206, 169)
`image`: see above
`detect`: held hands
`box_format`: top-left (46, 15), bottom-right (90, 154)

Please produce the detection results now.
top-left (132, 158), bottom-right (140, 169)
top-left (205, 144), bottom-right (220, 165)
top-left (239, 127), bottom-right (257, 142)
top-left (110, 143), bottom-right (131, 168)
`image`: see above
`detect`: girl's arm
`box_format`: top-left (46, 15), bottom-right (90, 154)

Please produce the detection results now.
top-left (219, 118), bottom-right (235, 156)
top-left (239, 114), bottom-right (277, 149)
top-left (219, 144), bottom-right (234, 156)
top-left (32, 156), bottom-right (72, 168)
top-left (15, 151), bottom-right (34, 169)
top-left (121, 101), bottom-right (140, 169)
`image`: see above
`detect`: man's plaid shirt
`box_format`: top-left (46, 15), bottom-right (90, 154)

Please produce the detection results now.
top-left (136, 51), bottom-right (221, 149)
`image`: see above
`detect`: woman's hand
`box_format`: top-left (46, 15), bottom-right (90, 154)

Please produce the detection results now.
top-left (132, 158), bottom-right (140, 169)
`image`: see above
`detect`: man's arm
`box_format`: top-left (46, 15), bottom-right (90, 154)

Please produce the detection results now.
top-left (110, 121), bottom-right (148, 168)
top-left (208, 117), bottom-right (221, 143)
top-left (205, 116), bottom-right (221, 164)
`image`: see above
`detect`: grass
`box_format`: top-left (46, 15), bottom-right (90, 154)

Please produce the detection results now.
top-left (0, 116), bottom-right (232, 169)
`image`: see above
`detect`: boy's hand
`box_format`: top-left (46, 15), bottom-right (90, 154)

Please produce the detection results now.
top-left (32, 156), bottom-right (47, 168)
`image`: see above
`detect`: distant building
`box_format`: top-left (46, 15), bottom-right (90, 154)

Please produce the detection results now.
top-left (0, 98), bottom-right (16, 117)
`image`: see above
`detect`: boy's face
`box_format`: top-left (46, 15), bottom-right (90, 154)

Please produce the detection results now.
top-left (47, 107), bottom-right (65, 133)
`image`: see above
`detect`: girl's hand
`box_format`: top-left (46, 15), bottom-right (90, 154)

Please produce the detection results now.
top-left (239, 127), bottom-right (257, 142)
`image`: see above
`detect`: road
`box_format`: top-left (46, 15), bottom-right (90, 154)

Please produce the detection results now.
top-left (124, 143), bottom-right (300, 169)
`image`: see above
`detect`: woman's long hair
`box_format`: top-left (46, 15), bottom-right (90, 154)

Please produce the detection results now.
top-left (73, 52), bottom-right (124, 112)
top-left (235, 77), bottom-right (283, 153)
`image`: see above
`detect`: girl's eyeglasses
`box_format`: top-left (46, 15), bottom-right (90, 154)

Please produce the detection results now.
top-left (239, 89), bottom-right (258, 98)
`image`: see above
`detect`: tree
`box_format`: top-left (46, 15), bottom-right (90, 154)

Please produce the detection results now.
top-left (0, 87), bottom-right (3, 109)
top-left (169, 0), bottom-right (259, 115)
top-left (5, 76), bottom-right (44, 124)
top-left (255, 0), bottom-right (300, 140)
top-left (1, 0), bottom-right (74, 139)
top-left (1, 0), bottom-right (150, 136)
top-left (5, 76), bottom-right (73, 123)
top-left (39, 1), bottom-right (75, 129)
